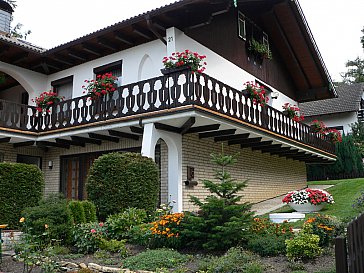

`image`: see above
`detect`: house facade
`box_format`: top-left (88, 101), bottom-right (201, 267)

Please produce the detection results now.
top-left (300, 83), bottom-right (364, 135)
top-left (0, 0), bottom-right (336, 212)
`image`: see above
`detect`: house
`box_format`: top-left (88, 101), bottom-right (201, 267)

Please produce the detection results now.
top-left (300, 83), bottom-right (364, 135)
top-left (0, 0), bottom-right (337, 212)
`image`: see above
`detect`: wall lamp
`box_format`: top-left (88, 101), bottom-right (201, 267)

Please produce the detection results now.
top-left (184, 166), bottom-right (198, 187)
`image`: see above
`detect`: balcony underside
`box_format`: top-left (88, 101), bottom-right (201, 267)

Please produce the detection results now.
top-left (0, 71), bottom-right (335, 163)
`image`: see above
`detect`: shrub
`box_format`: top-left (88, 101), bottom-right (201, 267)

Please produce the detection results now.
top-left (198, 247), bottom-right (264, 273)
top-left (22, 194), bottom-right (72, 245)
top-left (99, 238), bottom-right (127, 255)
top-left (72, 222), bottom-right (107, 254)
top-left (128, 223), bottom-right (154, 246)
top-left (106, 207), bottom-right (146, 240)
top-left (122, 249), bottom-right (190, 271)
top-left (302, 214), bottom-right (344, 247)
top-left (87, 152), bottom-right (159, 220)
top-left (247, 234), bottom-right (287, 257)
top-left (181, 148), bottom-right (253, 250)
top-left (68, 200), bottom-right (86, 225)
top-left (82, 200), bottom-right (97, 223)
top-left (0, 162), bottom-right (44, 229)
top-left (285, 233), bottom-right (323, 261)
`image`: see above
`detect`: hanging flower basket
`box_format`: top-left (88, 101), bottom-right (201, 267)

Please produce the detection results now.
top-left (242, 81), bottom-right (269, 106)
top-left (161, 49), bottom-right (207, 75)
top-left (282, 103), bottom-right (304, 122)
top-left (32, 91), bottom-right (64, 113)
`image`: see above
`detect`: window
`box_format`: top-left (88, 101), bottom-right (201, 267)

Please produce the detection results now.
top-left (94, 60), bottom-right (122, 87)
top-left (51, 75), bottom-right (73, 101)
top-left (238, 12), bottom-right (246, 40)
top-left (17, 154), bottom-right (42, 169)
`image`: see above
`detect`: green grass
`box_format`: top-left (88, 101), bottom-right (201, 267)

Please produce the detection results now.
top-left (270, 178), bottom-right (364, 221)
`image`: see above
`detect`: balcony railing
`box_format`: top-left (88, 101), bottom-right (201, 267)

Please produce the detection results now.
top-left (0, 70), bottom-right (335, 154)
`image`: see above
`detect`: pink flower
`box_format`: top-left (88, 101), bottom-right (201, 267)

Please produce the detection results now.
top-left (99, 222), bottom-right (104, 227)
top-left (90, 229), bottom-right (96, 233)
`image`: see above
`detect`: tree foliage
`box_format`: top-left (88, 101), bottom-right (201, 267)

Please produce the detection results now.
top-left (350, 122), bottom-right (364, 157)
top-left (181, 146), bottom-right (254, 250)
top-left (307, 135), bottom-right (364, 180)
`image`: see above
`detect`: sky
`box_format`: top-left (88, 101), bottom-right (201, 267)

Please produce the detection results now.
top-left (11, 0), bottom-right (364, 82)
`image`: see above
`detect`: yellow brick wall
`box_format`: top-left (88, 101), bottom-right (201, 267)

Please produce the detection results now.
top-left (182, 134), bottom-right (307, 211)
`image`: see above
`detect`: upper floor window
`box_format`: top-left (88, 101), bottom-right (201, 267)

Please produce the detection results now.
top-left (51, 75), bottom-right (73, 101)
top-left (238, 12), bottom-right (246, 40)
top-left (94, 60), bottom-right (122, 87)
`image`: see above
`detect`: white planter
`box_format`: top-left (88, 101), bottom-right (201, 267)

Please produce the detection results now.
top-left (288, 202), bottom-right (325, 213)
top-left (269, 213), bottom-right (305, 223)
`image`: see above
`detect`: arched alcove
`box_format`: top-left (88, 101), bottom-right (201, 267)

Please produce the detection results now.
top-left (0, 72), bottom-right (29, 104)
top-left (138, 54), bottom-right (155, 81)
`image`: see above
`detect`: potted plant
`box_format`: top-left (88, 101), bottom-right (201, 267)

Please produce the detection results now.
top-left (242, 81), bottom-right (269, 106)
top-left (82, 72), bottom-right (118, 100)
top-left (161, 49), bottom-right (207, 75)
top-left (282, 103), bottom-right (304, 122)
top-left (247, 38), bottom-right (272, 64)
top-left (282, 188), bottom-right (334, 213)
top-left (310, 120), bottom-right (326, 133)
top-left (32, 91), bottom-right (64, 113)
top-left (324, 128), bottom-right (342, 143)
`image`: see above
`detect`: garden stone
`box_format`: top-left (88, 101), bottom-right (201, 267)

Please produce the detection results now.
top-left (79, 262), bottom-right (87, 268)
top-left (101, 265), bottom-right (122, 272)
top-left (88, 263), bottom-right (103, 271)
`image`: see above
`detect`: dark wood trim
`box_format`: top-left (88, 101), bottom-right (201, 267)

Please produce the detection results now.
top-left (82, 44), bottom-right (102, 56)
top-left (155, 123), bottom-right (181, 133)
top-left (108, 130), bottom-right (140, 140)
top-left (133, 25), bottom-right (153, 40)
top-left (248, 140), bottom-right (273, 148)
top-left (228, 137), bottom-right (262, 146)
top-left (180, 117), bottom-right (196, 134)
top-left (71, 136), bottom-right (102, 145)
top-left (185, 124), bottom-right (220, 134)
top-left (13, 141), bottom-right (35, 148)
top-left (113, 32), bottom-right (134, 45)
top-left (51, 75), bottom-right (74, 87)
top-left (199, 129), bottom-right (236, 139)
top-left (97, 38), bottom-right (118, 51)
top-left (56, 138), bottom-right (85, 147)
top-left (266, 147), bottom-right (291, 155)
top-left (214, 133), bottom-right (249, 142)
top-left (130, 126), bottom-right (144, 134)
top-left (0, 137), bottom-right (11, 143)
top-left (36, 141), bottom-right (70, 149)
top-left (276, 149), bottom-right (300, 156)
top-left (88, 133), bottom-right (120, 143)
top-left (94, 60), bottom-right (122, 75)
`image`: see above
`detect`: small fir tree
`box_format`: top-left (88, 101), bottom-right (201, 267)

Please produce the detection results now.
top-left (182, 146), bottom-right (254, 250)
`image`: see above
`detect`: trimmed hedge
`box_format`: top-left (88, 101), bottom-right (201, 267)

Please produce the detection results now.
top-left (82, 200), bottom-right (97, 223)
top-left (87, 152), bottom-right (159, 220)
top-left (0, 162), bottom-right (44, 229)
top-left (68, 200), bottom-right (97, 224)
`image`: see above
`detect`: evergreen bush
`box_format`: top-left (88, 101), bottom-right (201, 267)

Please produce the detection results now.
top-left (181, 147), bottom-right (254, 250)
top-left (87, 152), bottom-right (159, 220)
top-left (22, 194), bottom-right (73, 246)
top-left (0, 162), bottom-right (44, 229)
top-left (82, 200), bottom-right (97, 223)
top-left (68, 200), bottom-right (86, 225)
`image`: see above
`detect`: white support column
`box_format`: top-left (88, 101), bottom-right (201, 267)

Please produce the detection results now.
top-left (141, 122), bottom-right (183, 212)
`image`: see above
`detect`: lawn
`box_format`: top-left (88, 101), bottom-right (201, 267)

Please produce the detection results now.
top-left (271, 178), bottom-right (364, 222)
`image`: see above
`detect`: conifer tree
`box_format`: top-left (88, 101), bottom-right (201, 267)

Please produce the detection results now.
top-left (182, 146), bottom-right (253, 250)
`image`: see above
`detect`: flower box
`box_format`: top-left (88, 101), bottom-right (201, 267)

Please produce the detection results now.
top-left (288, 203), bottom-right (325, 213)
top-left (162, 50), bottom-right (207, 74)
top-left (160, 65), bottom-right (191, 75)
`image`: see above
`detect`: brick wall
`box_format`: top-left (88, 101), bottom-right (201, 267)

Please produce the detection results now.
top-left (182, 134), bottom-right (307, 211)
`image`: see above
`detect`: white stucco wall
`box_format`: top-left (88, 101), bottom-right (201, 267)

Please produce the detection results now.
top-left (304, 112), bottom-right (357, 134)
top-left (0, 84), bottom-right (26, 103)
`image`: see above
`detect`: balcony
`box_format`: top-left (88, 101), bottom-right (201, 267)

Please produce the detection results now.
top-left (0, 70), bottom-right (335, 156)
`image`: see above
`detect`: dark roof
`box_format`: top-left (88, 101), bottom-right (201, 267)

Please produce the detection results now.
top-left (0, 0), bottom-right (335, 101)
top-left (300, 83), bottom-right (364, 117)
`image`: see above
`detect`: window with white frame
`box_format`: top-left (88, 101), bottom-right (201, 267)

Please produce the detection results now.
top-left (51, 75), bottom-right (73, 101)
top-left (238, 11), bottom-right (246, 40)
top-left (93, 60), bottom-right (122, 87)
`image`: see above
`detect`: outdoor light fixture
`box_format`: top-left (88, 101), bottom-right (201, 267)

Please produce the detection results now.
top-left (184, 166), bottom-right (198, 187)
top-left (48, 160), bottom-right (53, 169)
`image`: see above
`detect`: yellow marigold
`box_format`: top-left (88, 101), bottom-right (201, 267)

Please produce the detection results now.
top-left (306, 218), bottom-right (315, 223)
top-left (165, 228), bottom-right (170, 232)
top-left (19, 217), bottom-right (25, 223)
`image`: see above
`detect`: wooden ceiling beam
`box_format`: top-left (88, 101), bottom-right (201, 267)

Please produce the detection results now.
top-left (133, 25), bottom-right (153, 40)
top-left (130, 126), bottom-right (144, 134)
top-left (113, 32), bottom-right (134, 46)
top-left (13, 141), bottom-right (35, 148)
top-left (82, 44), bottom-right (102, 56)
top-left (266, 147), bottom-right (291, 155)
top-left (199, 129), bottom-right (236, 139)
top-left (228, 136), bottom-right (261, 146)
top-left (36, 141), bottom-right (70, 149)
top-left (180, 117), bottom-right (196, 135)
top-left (49, 56), bottom-right (74, 66)
top-left (98, 38), bottom-right (118, 51)
top-left (89, 133), bottom-right (119, 143)
top-left (277, 149), bottom-right (300, 157)
top-left (56, 138), bottom-right (85, 147)
top-left (0, 137), bottom-right (11, 143)
top-left (239, 138), bottom-right (264, 148)
top-left (248, 140), bottom-right (274, 149)
top-left (185, 124), bottom-right (220, 134)
top-left (11, 52), bottom-right (29, 64)
top-left (155, 123), bottom-right (181, 133)
top-left (67, 50), bottom-right (87, 61)
top-left (108, 130), bottom-right (140, 140)
top-left (71, 136), bottom-right (102, 145)
top-left (214, 133), bottom-right (249, 142)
